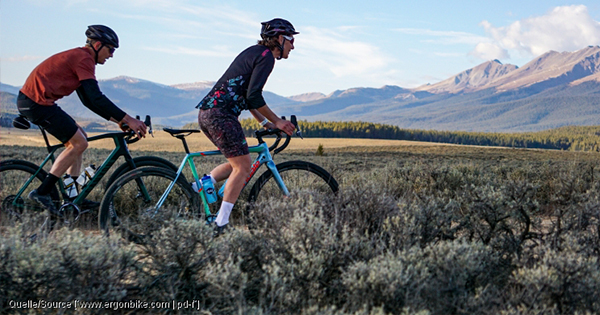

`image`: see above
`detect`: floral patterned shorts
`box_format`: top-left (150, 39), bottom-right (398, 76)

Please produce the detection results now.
top-left (198, 108), bottom-right (249, 158)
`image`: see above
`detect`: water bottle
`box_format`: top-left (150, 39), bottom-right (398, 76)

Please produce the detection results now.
top-left (63, 174), bottom-right (78, 198)
top-left (76, 164), bottom-right (96, 186)
top-left (201, 174), bottom-right (218, 204)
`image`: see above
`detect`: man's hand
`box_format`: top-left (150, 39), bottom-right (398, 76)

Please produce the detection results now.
top-left (263, 122), bottom-right (276, 130)
top-left (120, 115), bottom-right (147, 138)
top-left (253, 106), bottom-right (295, 136)
top-left (274, 119), bottom-right (295, 136)
top-left (118, 121), bottom-right (128, 132)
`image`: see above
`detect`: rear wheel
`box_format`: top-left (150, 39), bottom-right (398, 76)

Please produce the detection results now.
top-left (0, 160), bottom-right (60, 233)
top-left (99, 166), bottom-right (199, 242)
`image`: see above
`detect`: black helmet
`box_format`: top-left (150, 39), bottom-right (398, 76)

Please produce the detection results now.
top-left (260, 18), bottom-right (299, 38)
top-left (85, 25), bottom-right (119, 48)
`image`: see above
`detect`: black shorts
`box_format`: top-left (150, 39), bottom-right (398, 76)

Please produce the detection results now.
top-left (198, 108), bottom-right (249, 158)
top-left (17, 92), bottom-right (79, 144)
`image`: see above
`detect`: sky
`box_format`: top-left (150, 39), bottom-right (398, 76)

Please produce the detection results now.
top-left (2, 0), bottom-right (600, 97)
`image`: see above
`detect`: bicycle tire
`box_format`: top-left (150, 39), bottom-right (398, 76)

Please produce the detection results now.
top-left (0, 160), bottom-right (60, 222)
top-left (246, 160), bottom-right (339, 217)
top-left (105, 156), bottom-right (179, 190)
top-left (99, 166), bottom-right (199, 242)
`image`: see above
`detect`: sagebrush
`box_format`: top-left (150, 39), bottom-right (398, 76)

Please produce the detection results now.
top-left (1, 144), bottom-right (600, 314)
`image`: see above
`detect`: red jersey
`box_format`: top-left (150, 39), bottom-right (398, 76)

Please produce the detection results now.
top-left (20, 47), bottom-right (96, 106)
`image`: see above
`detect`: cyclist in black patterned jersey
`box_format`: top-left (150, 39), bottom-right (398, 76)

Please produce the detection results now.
top-left (196, 18), bottom-right (298, 233)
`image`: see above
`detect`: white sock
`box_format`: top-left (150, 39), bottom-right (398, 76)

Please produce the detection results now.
top-left (215, 201), bottom-right (234, 227)
top-left (202, 174), bottom-right (217, 187)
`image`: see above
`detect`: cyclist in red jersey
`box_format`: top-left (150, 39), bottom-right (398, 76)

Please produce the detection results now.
top-left (17, 25), bottom-right (148, 216)
top-left (197, 18), bottom-right (297, 234)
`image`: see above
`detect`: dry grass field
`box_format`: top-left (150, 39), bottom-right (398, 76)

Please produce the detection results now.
top-left (0, 128), bottom-right (458, 152)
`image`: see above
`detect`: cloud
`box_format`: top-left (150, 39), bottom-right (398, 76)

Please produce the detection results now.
top-left (336, 25), bottom-right (363, 32)
top-left (297, 26), bottom-right (391, 78)
top-left (179, 5), bottom-right (257, 30)
top-left (474, 5), bottom-right (600, 59)
top-left (432, 52), bottom-right (467, 58)
top-left (121, 0), bottom-right (174, 6)
top-left (143, 46), bottom-right (236, 58)
top-left (469, 43), bottom-right (509, 60)
top-left (98, 2), bottom-right (260, 40)
top-left (395, 28), bottom-right (489, 45)
top-left (3, 55), bottom-right (43, 62)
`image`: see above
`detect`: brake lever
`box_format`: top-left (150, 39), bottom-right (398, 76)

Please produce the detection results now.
top-left (290, 115), bottom-right (303, 139)
top-left (144, 115), bottom-right (154, 138)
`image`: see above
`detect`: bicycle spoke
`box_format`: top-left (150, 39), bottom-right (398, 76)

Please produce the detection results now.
top-left (0, 161), bottom-right (59, 228)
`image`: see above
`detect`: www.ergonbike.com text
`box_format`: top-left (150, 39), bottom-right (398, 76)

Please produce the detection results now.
top-left (9, 300), bottom-right (204, 311)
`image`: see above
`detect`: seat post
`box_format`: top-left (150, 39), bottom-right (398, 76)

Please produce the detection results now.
top-left (39, 127), bottom-right (53, 153)
top-left (176, 135), bottom-right (191, 154)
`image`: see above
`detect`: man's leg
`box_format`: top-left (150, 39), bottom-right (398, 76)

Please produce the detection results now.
top-left (67, 151), bottom-right (84, 179)
top-left (210, 162), bottom-right (233, 182)
top-left (198, 107), bottom-right (251, 229)
top-left (18, 98), bottom-right (87, 213)
top-left (32, 129), bottom-right (87, 212)
top-left (49, 128), bottom-right (88, 178)
top-left (214, 154), bottom-right (251, 227)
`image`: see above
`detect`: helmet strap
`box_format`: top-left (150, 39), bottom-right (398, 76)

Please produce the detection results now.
top-left (89, 41), bottom-right (104, 64)
top-left (276, 37), bottom-right (286, 60)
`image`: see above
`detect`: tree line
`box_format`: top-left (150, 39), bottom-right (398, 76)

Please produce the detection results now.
top-left (184, 119), bottom-right (600, 152)
top-left (3, 113), bottom-right (599, 152)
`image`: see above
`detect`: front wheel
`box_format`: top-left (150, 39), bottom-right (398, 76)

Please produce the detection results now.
top-left (246, 160), bottom-right (339, 218)
top-left (99, 166), bottom-right (199, 242)
top-left (105, 156), bottom-right (179, 190)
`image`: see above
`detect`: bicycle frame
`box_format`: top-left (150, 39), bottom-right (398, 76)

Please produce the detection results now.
top-left (10, 131), bottom-right (140, 208)
top-left (156, 141), bottom-right (289, 219)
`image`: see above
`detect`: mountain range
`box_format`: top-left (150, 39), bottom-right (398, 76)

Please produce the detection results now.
top-left (2, 45), bottom-right (600, 132)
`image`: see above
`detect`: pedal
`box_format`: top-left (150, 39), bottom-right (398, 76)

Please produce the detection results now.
top-left (205, 214), bottom-right (217, 224)
top-left (59, 202), bottom-right (82, 224)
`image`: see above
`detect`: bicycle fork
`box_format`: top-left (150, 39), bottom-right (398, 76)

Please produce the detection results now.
top-left (265, 160), bottom-right (290, 196)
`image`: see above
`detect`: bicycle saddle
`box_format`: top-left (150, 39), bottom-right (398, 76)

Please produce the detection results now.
top-left (12, 115), bottom-right (31, 130)
top-left (163, 128), bottom-right (201, 137)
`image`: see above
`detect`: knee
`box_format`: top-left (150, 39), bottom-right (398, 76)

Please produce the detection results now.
top-left (77, 140), bottom-right (89, 152)
top-left (233, 162), bottom-right (252, 177)
top-left (236, 164), bottom-right (252, 178)
top-left (69, 138), bottom-right (88, 153)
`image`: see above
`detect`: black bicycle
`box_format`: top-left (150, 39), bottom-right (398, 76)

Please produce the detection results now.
top-left (0, 115), bottom-right (178, 231)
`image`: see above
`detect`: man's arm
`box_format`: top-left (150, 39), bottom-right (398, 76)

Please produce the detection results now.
top-left (76, 79), bottom-right (146, 137)
top-left (249, 109), bottom-right (275, 130)
top-left (246, 50), bottom-right (275, 110)
top-left (76, 79), bottom-right (126, 121)
top-left (253, 106), bottom-right (295, 136)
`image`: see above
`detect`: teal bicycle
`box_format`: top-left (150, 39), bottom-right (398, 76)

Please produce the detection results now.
top-left (98, 115), bottom-right (339, 239)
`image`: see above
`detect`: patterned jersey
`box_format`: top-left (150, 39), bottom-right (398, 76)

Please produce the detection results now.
top-left (196, 45), bottom-right (275, 116)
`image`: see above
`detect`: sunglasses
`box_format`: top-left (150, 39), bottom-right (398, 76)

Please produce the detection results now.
top-left (282, 35), bottom-right (295, 44)
top-left (106, 45), bottom-right (116, 54)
